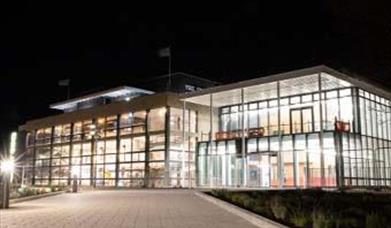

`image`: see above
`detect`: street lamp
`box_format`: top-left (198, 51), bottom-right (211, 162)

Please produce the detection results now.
top-left (1, 160), bottom-right (15, 174)
top-left (1, 131), bottom-right (17, 209)
top-left (71, 165), bottom-right (80, 193)
top-left (1, 159), bottom-right (15, 209)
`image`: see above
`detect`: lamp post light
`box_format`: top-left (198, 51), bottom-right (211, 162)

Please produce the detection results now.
top-left (1, 159), bottom-right (15, 209)
top-left (1, 132), bottom-right (17, 209)
top-left (71, 165), bottom-right (80, 193)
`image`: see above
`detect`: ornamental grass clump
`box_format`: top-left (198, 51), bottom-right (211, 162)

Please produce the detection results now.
top-left (365, 212), bottom-right (387, 228)
top-left (270, 195), bottom-right (289, 221)
top-left (289, 209), bottom-right (312, 228)
top-left (312, 210), bottom-right (335, 228)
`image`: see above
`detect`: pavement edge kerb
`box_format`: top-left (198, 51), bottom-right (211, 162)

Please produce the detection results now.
top-left (194, 190), bottom-right (288, 228)
top-left (9, 191), bottom-right (66, 205)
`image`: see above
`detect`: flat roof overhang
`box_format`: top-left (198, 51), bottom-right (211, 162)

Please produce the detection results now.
top-left (50, 86), bottom-right (154, 111)
top-left (180, 65), bottom-right (391, 106)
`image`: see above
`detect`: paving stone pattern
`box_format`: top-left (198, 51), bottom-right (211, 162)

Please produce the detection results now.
top-left (0, 190), bottom-right (257, 228)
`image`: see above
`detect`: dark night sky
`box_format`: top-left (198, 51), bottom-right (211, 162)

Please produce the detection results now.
top-left (1, 1), bottom-right (391, 145)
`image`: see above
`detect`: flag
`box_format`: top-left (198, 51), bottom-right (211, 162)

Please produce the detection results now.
top-left (158, 47), bottom-right (170, 57)
top-left (58, 79), bottom-right (70, 86)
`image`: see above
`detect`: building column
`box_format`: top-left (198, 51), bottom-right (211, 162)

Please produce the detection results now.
top-left (144, 110), bottom-right (150, 188)
top-left (48, 126), bottom-right (55, 186)
top-left (90, 118), bottom-right (96, 187)
top-left (115, 114), bottom-right (121, 187)
top-left (32, 130), bottom-right (37, 186)
top-left (334, 131), bottom-right (344, 189)
top-left (277, 81), bottom-right (284, 188)
top-left (68, 123), bottom-right (74, 186)
top-left (209, 93), bottom-right (213, 188)
top-left (164, 106), bottom-right (171, 187)
top-left (241, 88), bottom-right (247, 187)
top-left (318, 73), bottom-right (325, 186)
top-left (181, 102), bottom-right (186, 187)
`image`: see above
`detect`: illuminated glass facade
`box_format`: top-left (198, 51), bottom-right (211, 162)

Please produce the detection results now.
top-left (23, 105), bottom-right (197, 188)
top-left (21, 67), bottom-right (390, 189)
top-left (183, 67), bottom-right (391, 189)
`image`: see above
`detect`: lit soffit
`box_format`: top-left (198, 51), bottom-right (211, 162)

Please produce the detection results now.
top-left (184, 73), bottom-right (353, 108)
top-left (50, 86), bottom-right (154, 110)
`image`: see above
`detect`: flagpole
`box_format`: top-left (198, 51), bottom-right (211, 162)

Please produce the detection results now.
top-left (67, 82), bottom-right (70, 99)
top-left (168, 46), bottom-right (171, 92)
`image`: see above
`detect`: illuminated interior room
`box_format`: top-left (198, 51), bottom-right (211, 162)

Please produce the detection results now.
top-left (182, 65), bottom-right (391, 189)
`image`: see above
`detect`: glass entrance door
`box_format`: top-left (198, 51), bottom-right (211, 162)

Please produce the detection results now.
top-left (290, 107), bottom-right (314, 134)
top-left (246, 152), bottom-right (277, 188)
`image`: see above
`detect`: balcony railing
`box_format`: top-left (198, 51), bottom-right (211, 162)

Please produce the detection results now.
top-left (215, 127), bottom-right (266, 140)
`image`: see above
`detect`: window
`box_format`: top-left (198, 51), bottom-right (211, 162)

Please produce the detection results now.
top-left (120, 138), bottom-right (131, 153)
top-left (82, 143), bottom-right (91, 155)
top-left (230, 107), bottom-right (239, 130)
top-left (150, 134), bottom-right (165, 151)
top-left (220, 114), bottom-right (229, 131)
top-left (105, 140), bottom-right (117, 153)
top-left (325, 98), bottom-right (339, 130)
top-left (26, 132), bottom-right (35, 146)
top-left (132, 153), bottom-right (145, 162)
top-left (120, 113), bottom-right (133, 128)
top-left (189, 110), bottom-right (197, 133)
top-left (82, 120), bottom-right (94, 139)
top-left (36, 147), bottom-right (51, 159)
top-left (247, 139), bottom-right (257, 153)
top-left (170, 108), bottom-right (183, 131)
top-left (133, 136), bottom-right (145, 151)
top-left (148, 108), bottom-right (166, 131)
top-left (119, 164), bottom-right (131, 179)
top-left (340, 96), bottom-right (353, 125)
top-left (248, 109), bottom-right (258, 129)
top-left (149, 162), bottom-right (165, 178)
top-left (150, 151), bottom-right (165, 161)
top-left (105, 116), bottom-right (117, 137)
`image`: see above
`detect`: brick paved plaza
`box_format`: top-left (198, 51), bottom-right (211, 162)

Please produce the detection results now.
top-left (0, 190), bottom-right (257, 228)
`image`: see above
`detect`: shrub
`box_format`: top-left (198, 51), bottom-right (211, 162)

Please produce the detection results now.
top-left (289, 209), bottom-right (312, 227)
top-left (210, 189), bottom-right (391, 228)
top-left (312, 210), bottom-right (335, 228)
top-left (240, 194), bottom-right (255, 209)
top-left (337, 207), bottom-right (365, 226)
top-left (366, 212), bottom-right (387, 228)
top-left (335, 217), bottom-right (359, 228)
top-left (252, 194), bottom-right (273, 218)
top-left (231, 193), bottom-right (251, 207)
top-left (10, 192), bottom-right (20, 199)
top-left (270, 195), bottom-right (288, 221)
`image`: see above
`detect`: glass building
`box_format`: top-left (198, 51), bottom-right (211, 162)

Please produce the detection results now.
top-left (182, 65), bottom-right (391, 189)
top-left (20, 66), bottom-right (390, 189)
top-left (20, 78), bottom-right (213, 188)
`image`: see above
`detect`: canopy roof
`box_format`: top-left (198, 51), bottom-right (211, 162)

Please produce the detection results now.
top-left (181, 65), bottom-right (391, 107)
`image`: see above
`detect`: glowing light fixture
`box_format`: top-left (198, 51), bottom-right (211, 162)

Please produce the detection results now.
top-left (1, 159), bottom-right (15, 174)
top-left (9, 132), bottom-right (17, 157)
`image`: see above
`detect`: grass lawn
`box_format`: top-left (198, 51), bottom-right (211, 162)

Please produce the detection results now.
top-left (209, 189), bottom-right (391, 228)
